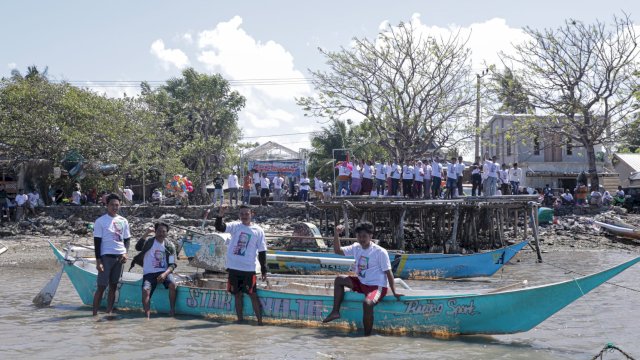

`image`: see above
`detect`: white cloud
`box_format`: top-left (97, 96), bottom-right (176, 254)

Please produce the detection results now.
top-left (196, 16), bottom-right (312, 101)
top-left (150, 39), bottom-right (190, 70)
top-left (183, 33), bottom-right (193, 44)
top-left (7, 62), bottom-right (16, 70)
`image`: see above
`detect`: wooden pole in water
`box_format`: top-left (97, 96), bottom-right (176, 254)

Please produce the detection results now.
top-left (529, 202), bottom-right (543, 262)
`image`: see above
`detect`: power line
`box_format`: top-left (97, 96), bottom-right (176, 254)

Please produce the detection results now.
top-left (242, 131), bottom-right (316, 139)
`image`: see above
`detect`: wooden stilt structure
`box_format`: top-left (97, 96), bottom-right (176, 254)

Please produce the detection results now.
top-left (311, 195), bottom-right (542, 257)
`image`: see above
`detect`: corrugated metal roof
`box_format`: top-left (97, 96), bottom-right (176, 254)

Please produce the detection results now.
top-left (614, 153), bottom-right (640, 172)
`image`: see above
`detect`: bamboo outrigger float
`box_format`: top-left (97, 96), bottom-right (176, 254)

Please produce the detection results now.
top-left (50, 241), bottom-right (639, 335)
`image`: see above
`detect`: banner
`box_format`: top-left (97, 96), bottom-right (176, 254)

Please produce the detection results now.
top-left (247, 160), bottom-right (306, 179)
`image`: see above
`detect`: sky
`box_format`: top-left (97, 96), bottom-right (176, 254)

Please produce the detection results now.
top-left (1, 1), bottom-right (638, 153)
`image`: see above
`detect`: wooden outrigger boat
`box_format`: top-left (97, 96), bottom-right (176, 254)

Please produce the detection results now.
top-left (50, 242), bottom-right (639, 335)
top-left (180, 233), bottom-right (529, 279)
top-left (593, 220), bottom-right (640, 240)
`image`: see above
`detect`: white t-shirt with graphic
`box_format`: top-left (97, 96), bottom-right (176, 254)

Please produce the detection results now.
top-left (374, 163), bottom-right (386, 180)
top-left (93, 213), bottom-right (131, 255)
top-left (143, 240), bottom-right (174, 275)
top-left (224, 221), bottom-right (267, 272)
top-left (362, 164), bottom-right (373, 179)
top-left (341, 242), bottom-right (391, 287)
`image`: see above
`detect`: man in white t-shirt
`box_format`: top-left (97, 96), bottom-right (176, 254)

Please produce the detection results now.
top-left (299, 172), bottom-right (311, 202)
top-left (133, 222), bottom-right (177, 318)
top-left (215, 204), bottom-right (268, 325)
top-left (272, 172), bottom-right (284, 203)
top-left (402, 162), bottom-right (414, 198)
top-left (123, 186), bottom-right (134, 204)
top-left (350, 161), bottom-right (362, 195)
top-left (374, 161), bottom-right (386, 196)
top-left (314, 175), bottom-right (324, 201)
top-left (423, 160), bottom-right (432, 199)
top-left (431, 157), bottom-right (443, 198)
top-left (228, 171), bottom-right (239, 206)
top-left (15, 189), bottom-right (28, 220)
top-left (92, 193), bottom-right (131, 316)
top-left (322, 222), bottom-right (402, 336)
top-left (483, 155), bottom-right (499, 196)
top-left (445, 157), bottom-right (458, 199)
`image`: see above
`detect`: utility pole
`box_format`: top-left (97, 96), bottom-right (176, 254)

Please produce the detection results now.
top-left (475, 69), bottom-right (489, 159)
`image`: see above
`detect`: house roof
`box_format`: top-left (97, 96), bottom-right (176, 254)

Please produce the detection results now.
top-left (614, 153), bottom-right (640, 172)
top-left (243, 141), bottom-right (300, 161)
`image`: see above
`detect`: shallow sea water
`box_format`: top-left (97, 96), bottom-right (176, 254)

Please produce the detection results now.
top-left (1, 249), bottom-right (639, 359)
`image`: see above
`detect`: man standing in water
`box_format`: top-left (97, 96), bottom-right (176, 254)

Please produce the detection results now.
top-left (92, 193), bottom-right (131, 316)
top-left (322, 221), bottom-right (402, 336)
top-left (215, 204), bottom-right (268, 325)
top-left (133, 222), bottom-right (177, 318)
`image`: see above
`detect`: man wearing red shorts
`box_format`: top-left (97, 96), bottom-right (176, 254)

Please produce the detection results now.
top-left (322, 221), bottom-right (402, 335)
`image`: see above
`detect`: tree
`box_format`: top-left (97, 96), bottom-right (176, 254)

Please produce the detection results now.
top-left (0, 67), bottom-right (165, 194)
top-left (489, 68), bottom-right (534, 114)
top-left (498, 14), bottom-right (639, 190)
top-left (142, 68), bottom-right (245, 201)
top-left (298, 21), bottom-right (474, 162)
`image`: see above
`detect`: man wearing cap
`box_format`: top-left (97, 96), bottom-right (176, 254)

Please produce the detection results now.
top-left (212, 172), bottom-right (225, 207)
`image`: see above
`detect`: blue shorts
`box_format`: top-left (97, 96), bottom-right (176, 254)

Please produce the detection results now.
top-left (142, 272), bottom-right (176, 296)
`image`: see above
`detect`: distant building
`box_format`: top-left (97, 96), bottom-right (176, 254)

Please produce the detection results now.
top-left (481, 114), bottom-right (618, 192)
top-left (612, 153), bottom-right (640, 187)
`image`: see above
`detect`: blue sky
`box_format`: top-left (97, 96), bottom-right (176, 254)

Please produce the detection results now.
top-left (2, 1), bottom-right (638, 151)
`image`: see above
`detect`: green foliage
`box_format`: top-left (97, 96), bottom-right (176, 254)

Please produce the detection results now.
top-left (489, 68), bottom-right (534, 114)
top-left (142, 68), bottom-right (245, 200)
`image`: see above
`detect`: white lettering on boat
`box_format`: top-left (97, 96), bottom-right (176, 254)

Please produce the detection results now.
top-left (446, 299), bottom-right (478, 316)
top-left (404, 300), bottom-right (444, 315)
top-left (186, 288), bottom-right (233, 311)
top-left (260, 297), bottom-right (324, 320)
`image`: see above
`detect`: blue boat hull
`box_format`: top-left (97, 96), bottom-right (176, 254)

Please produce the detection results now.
top-left (50, 242), bottom-right (639, 335)
top-left (266, 241), bottom-right (529, 279)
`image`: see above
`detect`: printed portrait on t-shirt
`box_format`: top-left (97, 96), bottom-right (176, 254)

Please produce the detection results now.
top-left (109, 219), bottom-right (126, 242)
top-left (357, 255), bottom-right (369, 278)
top-left (233, 232), bottom-right (251, 256)
top-left (152, 249), bottom-right (166, 269)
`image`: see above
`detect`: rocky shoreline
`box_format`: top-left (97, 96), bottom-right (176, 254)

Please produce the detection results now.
top-left (1, 205), bottom-right (639, 271)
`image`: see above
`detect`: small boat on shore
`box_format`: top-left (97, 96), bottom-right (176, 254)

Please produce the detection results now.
top-left (180, 233), bottom-right (528, 279)
top-left (593, 221), bottom-right (640, 240)
top-left (49, 242), bottom-right (639, 335)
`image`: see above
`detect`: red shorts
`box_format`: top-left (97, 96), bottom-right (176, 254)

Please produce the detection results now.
top-left (348, 276), bottom-right (387, 304)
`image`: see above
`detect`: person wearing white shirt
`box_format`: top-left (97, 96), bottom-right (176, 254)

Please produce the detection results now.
top-left (361, 160), bottom-right (374, 195)
top-left (431, 157), bottom-right (443, 198)
top-left (374, 161), bottom-right (386, 195)
top-left (350, 161), bottom-right (362, 195)
top-left (561, 189), bottom-right (574, 204)
top-left (508, 163), bottom-right (523, 195)
top-left (423, 161), bottom-right (432, 199)
top-left (228, 171), bottom-right (239, 206)
top-left (337, 162), bottom-right (351, 196)
top-left (259, 173), bottom-right (270, 206)
top-left (499, 164), bottom-right (510, 196)
top-left (252, 169), bottom-right (261, 195)
top-left (314, 176), bottom-right (324, 201)
top-left (271, 173), bottom-right (284, 204)
top-left (402, 162), bottom-right (414, 198)
top-left (299, 172), bottom-right (311, 202)
top-left (390, 162), bottom-right (401, 196)
top-left (322, 222), bottom-right (402, 336)
top-left (483, 155), bottom-right (499, 196)
top-left (456, 156), bottom-right (465, 197)
top-left (215, 204), bottom-right (268, 325)
top-left (445, 157), bottom-right (458, 199)
top-left (414, 161), bottom-right (424, 199)
top-left (27, 189), bottom-right (39, 216)
top-left (123, 186), bottom-right (134, 204)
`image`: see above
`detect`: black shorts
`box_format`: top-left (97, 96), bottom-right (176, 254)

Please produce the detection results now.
top-left (227, 269), bottom-right (257, 294)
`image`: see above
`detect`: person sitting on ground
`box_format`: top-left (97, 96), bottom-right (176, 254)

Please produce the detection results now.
top-left (151, 188), bottom-right (163, 205)
top-left (602, 191), bottom-right (613, 206)
top-left (15, 189), bottom-right (28, 219)
top-left (561, 189), bottom-right (574, 205)
top-left (26, 189), bottom-right (39, 216)
top-left (0, 185), bottom-right (9, 219)
top-left (132, 222), bottom-right (177, 318)
top-left (322, 221), bottom-right (402, 336)
top-left (72, 185), bottom-right (82, 205)
top-left (590, 189), bottom-right (603, 206)
top-left (123, 186), bottom-right (134, 205)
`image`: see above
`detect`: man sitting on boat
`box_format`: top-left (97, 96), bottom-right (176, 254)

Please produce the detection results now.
top-left (215, 204), bottom-right (268, 325)
top-left (322, 221), bottom-right (402, 336)
top-left (132, 222), bottom-right (177, 318)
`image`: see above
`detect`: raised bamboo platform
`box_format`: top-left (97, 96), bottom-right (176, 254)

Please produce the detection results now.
top-left (306, 195), bottom-right (543, 261)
